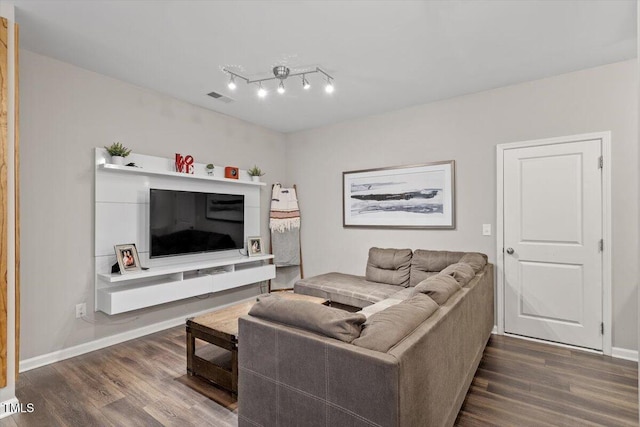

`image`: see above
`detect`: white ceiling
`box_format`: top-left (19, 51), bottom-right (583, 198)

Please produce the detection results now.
top-left (12, 0), bottom-right (637, 133)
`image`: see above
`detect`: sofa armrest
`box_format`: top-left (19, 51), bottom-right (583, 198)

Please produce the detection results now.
top-left (390, 263), bottom-right (494, 427)
top-left (238, 315), bottom-right (400, 427)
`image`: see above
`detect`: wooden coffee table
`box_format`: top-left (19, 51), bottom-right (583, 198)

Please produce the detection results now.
top-left (186, 292), bottom-right (328, 395)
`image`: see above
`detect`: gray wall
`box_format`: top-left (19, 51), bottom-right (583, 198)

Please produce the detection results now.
top-left (20, 50), bottom-right (638, 360)
top-left (20, 50), bottom-right (287, 359)
top-left (286, 60), bottom-right (639, 351)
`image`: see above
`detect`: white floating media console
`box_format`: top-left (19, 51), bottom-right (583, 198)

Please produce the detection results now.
top-left (94, 148), bottom-right (274, 315)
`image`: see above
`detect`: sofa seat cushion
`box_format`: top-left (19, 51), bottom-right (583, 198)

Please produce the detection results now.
top-left (388, 286), bottom-right (417, 300)
top-left (352, 294), bottom-right (439, 352)
top-left (410, 250), bottom-right (467, 286)
top-left (440, 262), bottom-right (475, 287)
top-left (248, 294), bottom-right (366, 343)
top-left (358, 298), bottom-right (404, 318)
top-left (357, 287), bottom-right (418, 318)
top-left (414, 274), bottom-right (462, 305)
top-left (366, 247), bottom-right (412, 287)
top-left (294, 272), bottom-right (403, 308)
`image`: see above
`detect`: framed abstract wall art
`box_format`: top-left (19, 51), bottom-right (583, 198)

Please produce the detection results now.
top-left (343, 161), bottom-right (456, 229)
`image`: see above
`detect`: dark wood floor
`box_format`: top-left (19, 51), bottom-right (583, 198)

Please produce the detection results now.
top-left (457, 335), bottom-right (638, 426)
top-left (1, 329), bottom-right (636, 426)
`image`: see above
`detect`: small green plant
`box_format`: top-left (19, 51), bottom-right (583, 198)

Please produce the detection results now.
top-left (206, 163), bottom-right (214, 170)
top-left (105, 142), bottom-right (132, 157)
top-left (247, 165), bottom-right (265, 177)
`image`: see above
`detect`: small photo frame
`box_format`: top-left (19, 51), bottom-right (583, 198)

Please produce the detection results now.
top-left (115, 243), bottom-right (142, 274)
top-left (247, 236), bottom-right (263, 257)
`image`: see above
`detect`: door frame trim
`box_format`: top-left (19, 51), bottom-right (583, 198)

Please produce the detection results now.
top-left (496, 131), bottom-right (612, 355)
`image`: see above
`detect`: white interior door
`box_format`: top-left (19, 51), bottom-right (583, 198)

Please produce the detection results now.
top-left (503, 139), bottom-right (603, 350)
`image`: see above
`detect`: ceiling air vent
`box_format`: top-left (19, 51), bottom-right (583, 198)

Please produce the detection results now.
top-left (207, 91), bottom-right (234, 104)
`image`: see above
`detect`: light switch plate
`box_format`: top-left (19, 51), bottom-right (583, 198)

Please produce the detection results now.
top-left (482, 224), bottom-right (491, 236)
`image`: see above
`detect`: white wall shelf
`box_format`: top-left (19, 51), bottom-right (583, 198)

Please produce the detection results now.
top-left (97, 254), bottom-right (273, 283)
top-left (95, 148), bottom-right (271, 315)
top-left (98, 163), bottom-right (266, 186)
top-left (96, 257), bottom-right (275, 315)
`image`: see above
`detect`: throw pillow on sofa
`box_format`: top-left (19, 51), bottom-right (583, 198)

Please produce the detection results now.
top-left (248, 295), bottom-right (366, 343)
top-left (352, 293), bottom-right (439, 352)
top-left (458, 252), bottom-right (488, 273)
top-left (414, 274), bottom-right (461, 305)
top-left (409, 249), bottom-right (467, 286)
top-left (440, 262), bottom-right (475, 287)
top-left (365, 247), bottom-right (412, 287)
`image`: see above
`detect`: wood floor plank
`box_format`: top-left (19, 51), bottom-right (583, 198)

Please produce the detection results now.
top-left (51, 359), bottom-right (125, 409)
top-left (460, 389), bottom-right (562, 427)
top-left (100, 398), bottom-right (163, 427)
top-left (458, 335), bottom-right (639, 427)
top-left (0, 417), bottom-right (18, 427)
top-left (570, 382), bottom-right (639, 407)
top-left (4, 328), bottom-right (636, 426)
top-left (142, 398), bottom-right (202, 427)
top-left (12, 384), bottom-right (61, 427)
top-left (461, 386), bottom-right (605, 427)
top-left (487, 380), bottom-right (637, 426)
top-left (480, 353), bottom-right (572, 390)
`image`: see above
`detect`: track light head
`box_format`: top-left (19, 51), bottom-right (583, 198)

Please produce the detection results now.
top-left (257, 83), bottom-right (267, 98)
top-left (325, 78), bottom-right (334, 94)
top-left (277, 81), bottom-right (286, 94)
top-left (302, 75), bottom-right (311, 90)
top-left (227, 74), bottom-right (236, 90)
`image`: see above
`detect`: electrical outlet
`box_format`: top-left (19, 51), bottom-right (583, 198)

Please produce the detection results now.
top-left (482, 224), bottom-right (492, 236)
top-left (76, 303), bottom-right (87, 319)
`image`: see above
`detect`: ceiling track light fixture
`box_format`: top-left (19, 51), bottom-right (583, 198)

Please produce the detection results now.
top-left (224, 66), bottom-right (334, 98)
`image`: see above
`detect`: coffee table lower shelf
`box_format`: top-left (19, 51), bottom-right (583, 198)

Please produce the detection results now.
top-left (186, 322), bottom-right (238, 394)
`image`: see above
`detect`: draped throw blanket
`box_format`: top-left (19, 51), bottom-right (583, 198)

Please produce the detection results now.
top-left (270, 184), bottom-right (301, 267)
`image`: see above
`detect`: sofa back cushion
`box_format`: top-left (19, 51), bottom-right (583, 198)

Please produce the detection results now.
top-left (352, 294), bottom-right (439, 352)
top-left (366, 247), bottom-right (412, 287)
top-left (458, 252), bottom-right (488, 273)
top-left (248, 295), bottom-right (366, 343)
top-left (414, 274), bottom-right (461, 305)
top-left (409, 250), bottom-right (466, 286)
top-left (440, 262), bottom-right (475, 287)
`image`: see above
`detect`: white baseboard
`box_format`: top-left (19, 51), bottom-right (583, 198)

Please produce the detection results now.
top-left (19, 296), bottom-right (255, 372)
top-left (0, 398), bottom-right (19, 419)
top-left (491, 325), bottom-right (498, 334)
top-left (611, 347), bottom-right (639, 362)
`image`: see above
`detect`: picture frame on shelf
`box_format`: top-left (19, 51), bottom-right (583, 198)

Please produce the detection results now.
top-left (343, 160), bottom-right (456, 229)
top-left (247, 236), bottom-right (263, 257)
top-left (114, 243), bottom-right (142, 274)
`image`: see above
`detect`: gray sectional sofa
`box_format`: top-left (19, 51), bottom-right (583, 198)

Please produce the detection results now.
top-left (238, 248), bottom-right (494, 427)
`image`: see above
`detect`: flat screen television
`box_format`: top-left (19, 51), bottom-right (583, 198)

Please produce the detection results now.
top-left (149, 189), bottom-right (244, 258)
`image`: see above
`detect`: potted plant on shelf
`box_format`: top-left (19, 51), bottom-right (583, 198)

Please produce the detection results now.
top-left (247, 165), bottom-right (265, 182)
top-left (206, 164), bottom-right (214, 176)
top-left (105, 142), bottom-right (132, 166)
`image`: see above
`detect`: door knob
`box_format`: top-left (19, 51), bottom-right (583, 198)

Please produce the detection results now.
top-left (506, 247), bottom-right (514, 255)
